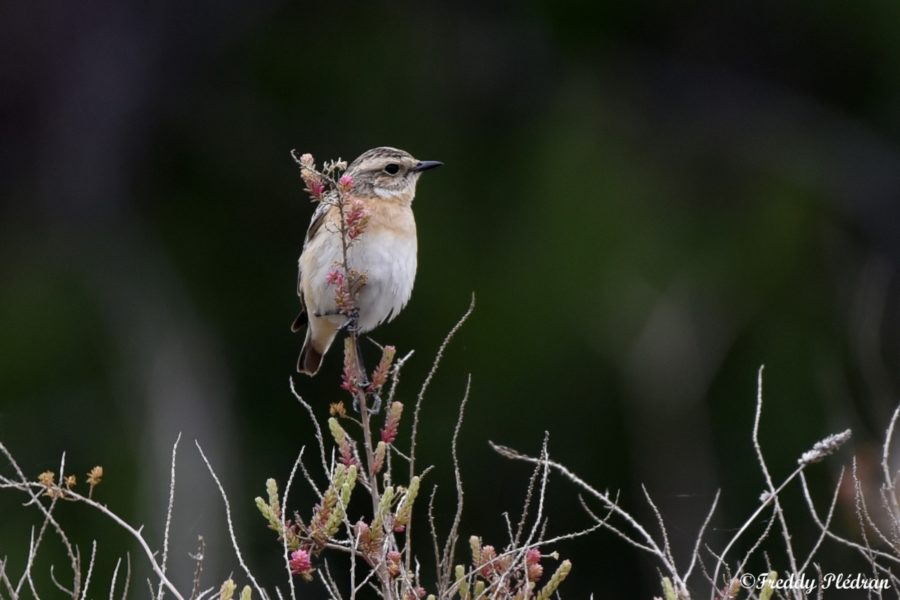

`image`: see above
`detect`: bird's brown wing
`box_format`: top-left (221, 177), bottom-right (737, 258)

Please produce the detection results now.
top-left (303, 201), bottom-right (330, 247)
top-left (292, 200), bottom-right (333, 332)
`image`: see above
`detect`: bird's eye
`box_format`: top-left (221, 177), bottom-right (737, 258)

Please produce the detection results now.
top-left (383, 163), bottom-right (400, 175)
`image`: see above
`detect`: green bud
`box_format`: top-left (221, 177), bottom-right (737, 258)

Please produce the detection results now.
top-left (394, 476), bottom-right (420, 528)
top-left (473, 580), bottom-right (485, 599)
top-left (661, 577), bottom-right (677, 600)
top-left (372, 486), bottom-right (394, 533)
top-left (536, 560), bottom-right (571, 600)
top-left (220, 579), bottom-right (236, 600)
top-left (469, 536), bottom-right (481, 563)
top-left (328, 418), bottom-right (346, 446)
top-left (266, 478), bottom-right (280, 513)
top-left (760, 571), bottom-right (777, 600)
top-left (455, 565), bottom-right (468, 600)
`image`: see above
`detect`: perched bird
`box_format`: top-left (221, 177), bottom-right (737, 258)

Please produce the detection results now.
top-left (293, 146), bottom-right (442, 375)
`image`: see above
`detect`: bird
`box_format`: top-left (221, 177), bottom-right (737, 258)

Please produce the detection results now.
top-left (292, 146), bottom-right (442, 376)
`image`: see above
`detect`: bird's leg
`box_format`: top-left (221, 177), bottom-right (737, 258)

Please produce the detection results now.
top-left (354, 333), bottom-right (382, 414)
top-left (360, 342), bottom-right (385, 413)
top-left (345, 308), bottom-right (382, 413)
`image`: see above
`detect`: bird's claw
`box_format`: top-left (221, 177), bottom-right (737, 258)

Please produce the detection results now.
top-left (368, 390), bottom-right (383, 414)
top-left (351, 386), bottom-right (382, 415)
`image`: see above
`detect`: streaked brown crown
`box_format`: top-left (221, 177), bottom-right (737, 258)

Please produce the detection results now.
top-left (347, 146), bottom-right (415, 172)
top-left (345, 146), bottom-right (431, 199)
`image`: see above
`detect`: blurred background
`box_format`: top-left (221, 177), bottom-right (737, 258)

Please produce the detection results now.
top-left (3, 1), bottom-right (900, 597)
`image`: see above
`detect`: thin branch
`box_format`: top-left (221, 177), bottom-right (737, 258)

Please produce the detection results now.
top-left (522, 434), bottom-right (551, 552)
top-left (290, 377), bottom-right (331, 484)
top-left (750, 366), bottom-right (800, 600)
top-left (407, 294), bottom-right (475, 576)
top-left (282, 448), bottom-right (305, 600)
top-left (513, 451), bottom-right (543, 548)
top-left (350, 558), bottom-right (381, 599)
top-left (427, 486), bottom-right (442, 594)
top-left (684, 490), bottom-right (720, 582)
top-left (15, 453), bottom-right (75, 599)
top-left (853, 457), bottom-right (895, 551)
top-left (734, 504), bottom-right (777, 579)
top-left (386, 350), bottom-right (415, 408)
top-left (798, 470), bottom-right (842, 573)
top-left (319, 559), bottom-right (344, 600)
top-left (348, 518), bottom-right (360, 600)
top-left (491, 441), bottom-right (676, 578)
top-left (1, 469), bottom-right (188, 600)
top-left (0, 443), bottom-right (79, 596)
top-left (121, 554), bottom-right (132, 600)
top-left (195, 441), bottom-right (266, 600)
top-left (438, 375), bottom-right (472, 591)
top-left (21, 527), bottom-right (39, 600)
top-left (157, 434), bottom-right (182, 600)
top-left (881, 406), bottom-right (900, 524)
top-left (189, 539), bottom-right (205, 600)
top-left (641, 484), bottom-right (675, 572)
top-left (409, 294), bottom-right (475, 482)
top-left (108, 557), bottom-right (123, 600)
top-left (0, 559), bottom-right (15, 600)
top-left (79, 541), bottom-right (97, 600)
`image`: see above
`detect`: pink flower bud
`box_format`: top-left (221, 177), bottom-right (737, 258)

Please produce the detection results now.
top-left (289, 549), bottom-right (312, 576)
top-left (326, 269), bottom-right (345, 286)
top-left (380, 402), bottom-right (403, 444)
top-left (309, 179), bottom-right (325, 198)
top-left (479, 545), bottom-right (497, 577)
top-left (404, 586), bottom-right (426, 600)
top-left (356, 520), bottom-right (369, 536)
top-left (527, 562), bottom-right (544, 582)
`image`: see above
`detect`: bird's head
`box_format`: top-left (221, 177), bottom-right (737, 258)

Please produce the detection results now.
top-left (344, 147), bottom-right (442, 204)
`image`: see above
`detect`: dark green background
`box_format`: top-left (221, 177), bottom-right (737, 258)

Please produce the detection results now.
top-left (3, 2), bottom-right (900, 597)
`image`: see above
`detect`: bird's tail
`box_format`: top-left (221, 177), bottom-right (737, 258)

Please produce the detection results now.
top-left (297, 325), bottom-right (337, 376)
top-left (291, 308), bottom-right (307, 333)
top-left (298, 342), bottom-right (324, 375)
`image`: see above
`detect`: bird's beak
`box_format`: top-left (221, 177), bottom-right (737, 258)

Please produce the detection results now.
top-left (412, 160), bottom-right (443, 172)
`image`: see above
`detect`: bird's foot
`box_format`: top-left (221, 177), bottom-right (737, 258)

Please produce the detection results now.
top-left (344, 307), bottom-right (361, 333)
top-left (368, 389), bottom-right (383, 415)
top-left (351, 385), bottom-right (382, 415)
